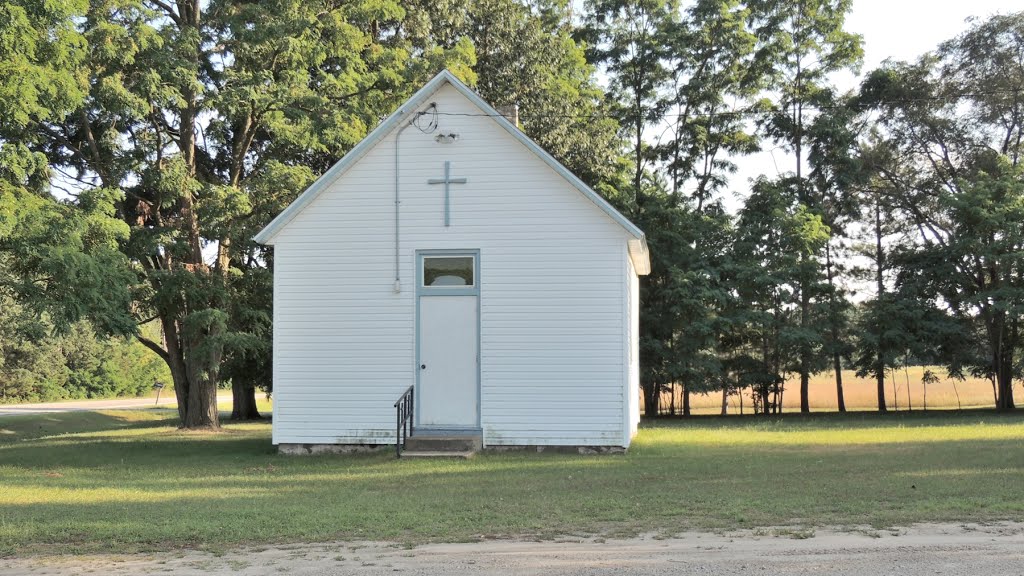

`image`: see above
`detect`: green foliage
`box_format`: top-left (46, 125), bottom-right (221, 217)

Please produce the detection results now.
top-left (660, 0), bottom-right (765, 202)
top-left (731, 177), bottom-right (830, 412)
top-left (860, 13), bottom-right (1024, 410)
top-left (0, 298), bottom-right (169, 403)
top-left (468, 0), bottom-right (622, 186)
top-left (583, 0), bottom-right (679, 205)
top-left (20, 0), bottom-right (483, 426)
top-left (5, 0), bottom-right (1024, 422)
top-left (0, 0), bottom-right (87, 132)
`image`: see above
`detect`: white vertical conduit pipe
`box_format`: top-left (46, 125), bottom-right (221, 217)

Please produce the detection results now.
top-left (393, 103), bottom-right (437, 294)
top-left (394, 120), bottom-right (414, 294)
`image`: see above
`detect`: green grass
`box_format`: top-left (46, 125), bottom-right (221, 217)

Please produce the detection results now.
top-left (1, 409), bottom-right (1022, 555)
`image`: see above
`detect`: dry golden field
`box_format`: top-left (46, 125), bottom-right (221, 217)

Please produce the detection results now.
top-left (657, 367), bottom-right (1018, 415)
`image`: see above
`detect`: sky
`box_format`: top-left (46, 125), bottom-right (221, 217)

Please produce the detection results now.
top-left (845, 0), bottom-right (1016, 72)
top-left (732, 0), bottom-right (1020, 195)
top-left (722, 0), bottom-right (1021, 298)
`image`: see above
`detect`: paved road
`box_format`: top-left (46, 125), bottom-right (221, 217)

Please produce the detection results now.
top-left (0, 394), bottom-right (231, 417)
top-left (3, 523), bottom-right (1022, 575)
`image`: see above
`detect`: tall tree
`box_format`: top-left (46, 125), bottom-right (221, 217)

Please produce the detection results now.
top-left (804, 90), bottom-right (864, 411)
top-left (29, 0), bottom-right (474, 428)
top-left (849, 141), bottom-right (902, 412)
top-left (659, 0), bottom-right (763, 207)
top-left (467, 0), bottom-right (622, 187)
top-left (748, 0), bottom-right (863, 412)
top-left (1, 0), bottom-right (136, 342)
top-left (583, 0), bottom-right (677, 210)
top-left (732, 177), bottom-right (829, 414)
top-left (860, 12), bottom-right (1024, 410)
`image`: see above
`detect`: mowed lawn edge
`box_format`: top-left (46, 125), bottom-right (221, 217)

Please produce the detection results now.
top-left (1, 409), bottom-right (1022, 555)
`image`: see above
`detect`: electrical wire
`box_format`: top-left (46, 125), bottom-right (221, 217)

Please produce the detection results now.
top-left (426, 89), bottom-right (1024, 122)
top-left (412, 103), bottom-right (439, 133)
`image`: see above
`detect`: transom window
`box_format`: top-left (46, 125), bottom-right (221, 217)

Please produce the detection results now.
top-left (422, 256), bottom-right (474, 287)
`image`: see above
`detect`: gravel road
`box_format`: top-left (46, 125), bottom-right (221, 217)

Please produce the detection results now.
top-left (0, 394), bottom-right (232, 417)
top-left (3, 523), bottom-right (1022, 575)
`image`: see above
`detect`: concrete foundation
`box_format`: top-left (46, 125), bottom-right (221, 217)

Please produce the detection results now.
top-left (483, 445), bottom-right (626, 454)
top-left (277, 443), bottom-right (389, 455)
top-left (278, 442), bottom-right (626, 455)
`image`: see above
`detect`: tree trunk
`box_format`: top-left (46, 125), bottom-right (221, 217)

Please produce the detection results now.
top-left (175, 2), bottom-right (222, 430)
top-left (997, 318), bottom-right (1016, 410)
top-left (996, 374), bottom-right (1014, 410)
top-left (643, 383), bottom-right (660, 417)
top-left (876, 369), bottom-right (887, 413)
top-left (833, 357), bottom-right (846, 413)
top-left (794, 60), bottom-right (811, 415)
top-left (183, 374), bottom-right (219, 428)
top-left (162, 318), bottom-right (190, 422)
top-left (231, 383), bottom-right (262, 420)
top-left (682, 385), bottom-right (691, 417)
top-left (996, 352), bottom-right (1016, 411)
top-left (874, 195), bottom-right (888, 413)
top-left (825, 243), bottom-right (846, 412)
top-left (799, 281), bottom-right (811, 414)
top-left (904, 362), bottom-right (912, 411)
top-left (182, 326), bottom-right (222, 429)
top-left (167, 356), bottom-right (189, 422)
top-left (720, 386), bottom-right (728, 415)
top-left (891, 368), bottom-right (898, 411)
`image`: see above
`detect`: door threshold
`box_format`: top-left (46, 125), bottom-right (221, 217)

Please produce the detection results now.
top-left (414, 427), bottom-right (482, 437)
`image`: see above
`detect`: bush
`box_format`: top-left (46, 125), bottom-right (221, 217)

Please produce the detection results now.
top-left (0, 299), bottom-right (169, 403)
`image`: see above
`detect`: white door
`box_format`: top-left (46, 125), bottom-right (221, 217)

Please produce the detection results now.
top-left (418, 295), bottom-right (479, 427)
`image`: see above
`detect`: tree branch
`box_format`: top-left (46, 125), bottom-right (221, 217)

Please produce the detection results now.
top-left (137, 333), bottom-right (170, 363)
top-left (146, 0), bottom-right (181, 25)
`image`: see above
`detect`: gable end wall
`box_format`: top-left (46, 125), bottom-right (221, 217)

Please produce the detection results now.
top-left (271, 84), bottom-right (630, 447)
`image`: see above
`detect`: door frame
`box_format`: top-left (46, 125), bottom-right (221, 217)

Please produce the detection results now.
top-left (414, 249), bottom-right (481, 431)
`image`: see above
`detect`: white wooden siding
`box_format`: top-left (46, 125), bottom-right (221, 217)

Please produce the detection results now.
top-left (271, 83), bottom-right (631, 446)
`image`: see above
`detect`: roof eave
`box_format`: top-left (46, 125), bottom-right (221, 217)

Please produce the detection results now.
top-left (254, 70), bottom-right (649, 254)
top-left (438, 73), bottom-right (647, 243)
top-left (629, 237), bottom-right (651, 276)
top-left (253, 71), bottom-right (459, 245)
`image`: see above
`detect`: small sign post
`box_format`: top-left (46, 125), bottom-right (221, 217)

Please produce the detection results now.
top-left (154, 381), bottom-right (165, 405)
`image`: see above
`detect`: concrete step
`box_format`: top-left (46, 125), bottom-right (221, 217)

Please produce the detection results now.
top-left (400, 450), bottom-right (476, 459)
top-left (404, 435), bottom-right (482, 453)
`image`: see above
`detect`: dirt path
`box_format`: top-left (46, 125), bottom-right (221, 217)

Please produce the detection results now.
top-left (3, 523), bottom-right (1022, 575)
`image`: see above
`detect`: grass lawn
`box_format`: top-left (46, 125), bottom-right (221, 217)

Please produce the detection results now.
top-left (1, 409), bottom-right (1022, 555)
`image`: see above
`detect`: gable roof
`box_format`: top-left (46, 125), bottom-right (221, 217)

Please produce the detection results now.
top-left (254, 69), bottom-right (650, 274)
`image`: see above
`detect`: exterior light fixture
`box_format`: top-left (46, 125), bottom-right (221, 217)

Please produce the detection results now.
top-left (434, 133), bottom-right (459, 143)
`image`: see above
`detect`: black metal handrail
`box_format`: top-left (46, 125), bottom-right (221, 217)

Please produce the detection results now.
top-left (394, 385), bottom-right (414, 458)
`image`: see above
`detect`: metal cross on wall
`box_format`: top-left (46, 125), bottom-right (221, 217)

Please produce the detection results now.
top-left (427, 161), bottom-right (468, 227)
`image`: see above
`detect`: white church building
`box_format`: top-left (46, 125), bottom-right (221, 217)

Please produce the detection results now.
top-left (255, 70), bottom-right (650, 452)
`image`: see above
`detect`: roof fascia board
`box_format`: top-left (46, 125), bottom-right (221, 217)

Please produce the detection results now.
top-left (253, 72), bottom-right (452, 244)
top-left (255, 69), bottom-right (647, 248)
top-left (437, 72), bottom-right (646, 241)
